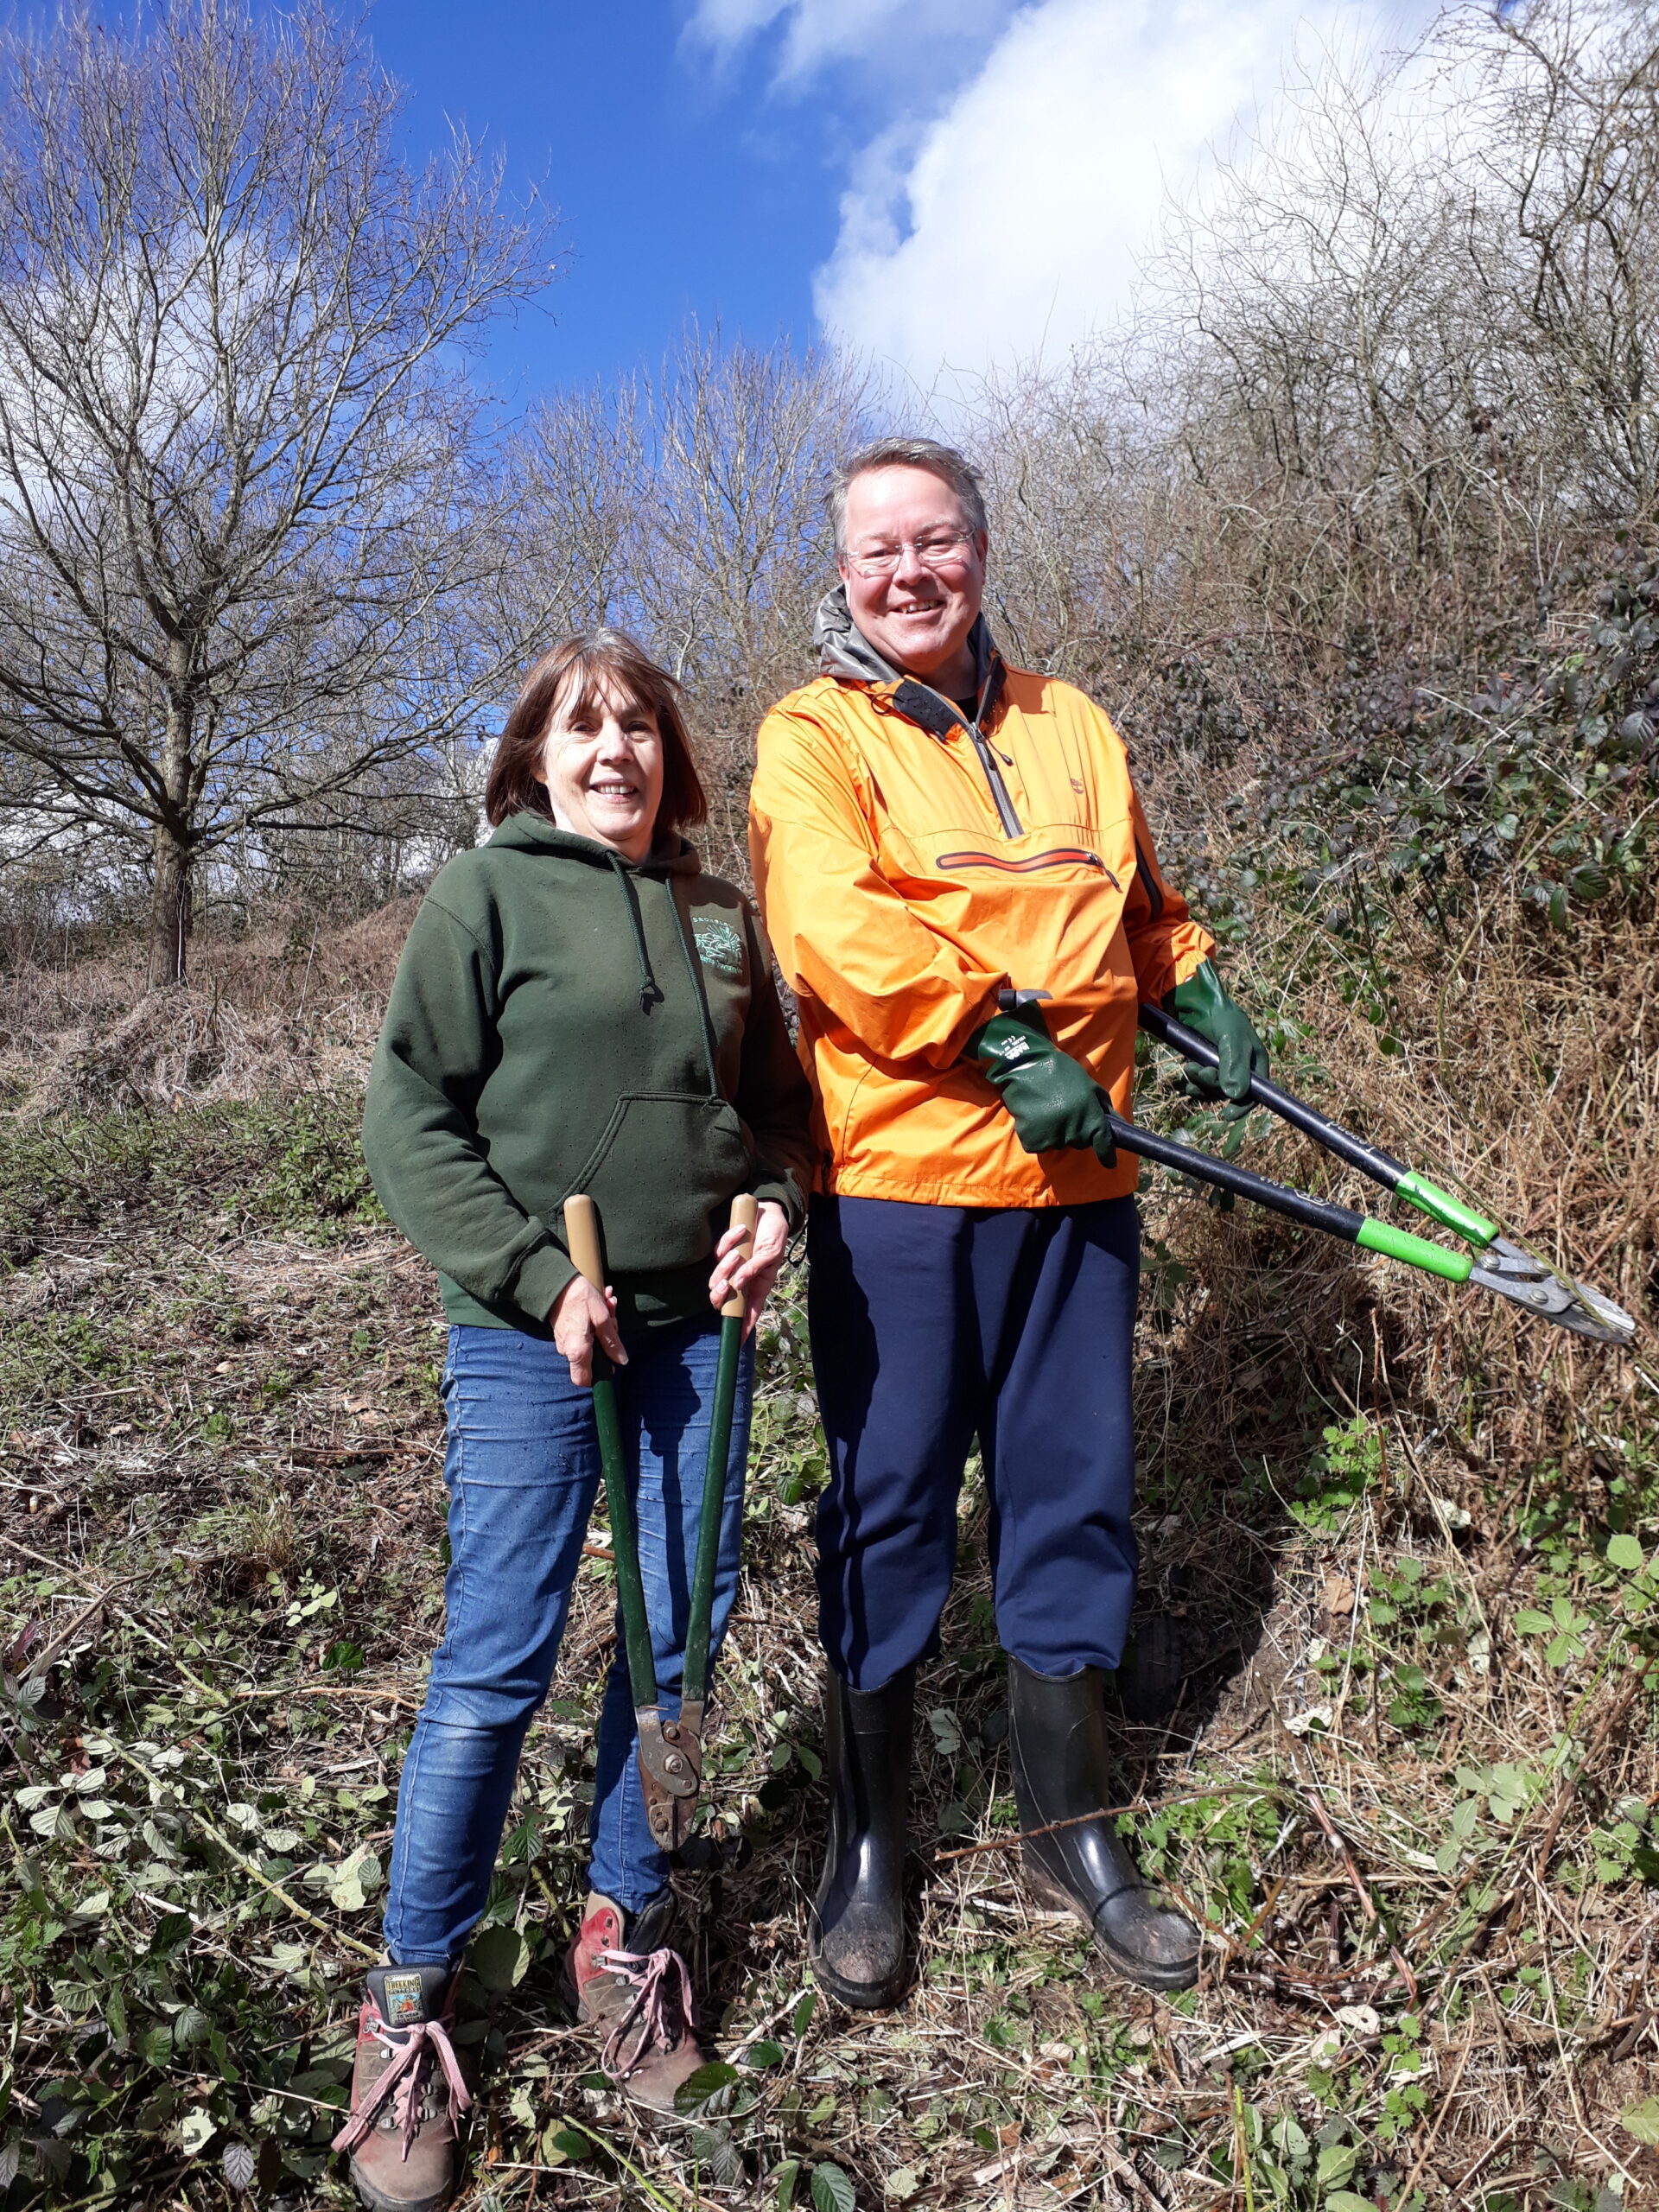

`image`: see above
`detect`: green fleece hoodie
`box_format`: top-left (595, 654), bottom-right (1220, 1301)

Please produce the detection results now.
top-left (361, 811), bottom-right (815, 1335)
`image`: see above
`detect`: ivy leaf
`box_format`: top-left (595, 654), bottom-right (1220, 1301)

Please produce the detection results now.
top-left (177, 2107), bottom-right (216, 2155)
top-left (810, 2162), bottom-right (857, 2212)
top-left (925, 1707), bottom-right (962, 1758)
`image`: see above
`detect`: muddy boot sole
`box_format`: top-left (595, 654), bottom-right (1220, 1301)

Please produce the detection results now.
top-left (808, 1915), bottom-right (908, 2010)
top-left (1022, 1859), bottom-right (1200, 1993)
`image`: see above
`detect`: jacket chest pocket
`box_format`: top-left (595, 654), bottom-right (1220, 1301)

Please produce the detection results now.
top-left (930, 841), bottom-right (1120, 884)
top-left (563, 1092), bottom-right (751, 1273)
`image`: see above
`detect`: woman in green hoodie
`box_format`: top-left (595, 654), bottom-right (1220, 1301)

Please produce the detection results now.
top-left (339, 632), bottom-right (814, 2211)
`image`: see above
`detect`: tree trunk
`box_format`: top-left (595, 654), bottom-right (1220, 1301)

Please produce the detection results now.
top-left (149, 674), bottom-right (195, 986)
top-left (149, 819), bottom-right (193, 986)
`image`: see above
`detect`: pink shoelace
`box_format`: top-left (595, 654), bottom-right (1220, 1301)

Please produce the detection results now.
top-left (596, 1943), bottom-right (696, 2082)
top-left (332, 2006), bottom-right (474, 2161)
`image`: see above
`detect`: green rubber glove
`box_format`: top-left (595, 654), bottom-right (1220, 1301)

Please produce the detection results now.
top-left (1162, 959), bottom-right (1268, 1121)
top-left (968, 1007), bottom-right (1116, 1166)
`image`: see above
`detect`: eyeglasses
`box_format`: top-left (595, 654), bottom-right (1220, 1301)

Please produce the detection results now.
top-left (842, 530), bottom-right (977, 579)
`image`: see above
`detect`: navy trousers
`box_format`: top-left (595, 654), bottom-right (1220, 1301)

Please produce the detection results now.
top-left (807, 1192), bottom-right (1141, 1690)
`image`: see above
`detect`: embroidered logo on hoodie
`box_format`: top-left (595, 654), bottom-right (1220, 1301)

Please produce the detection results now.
top-left (694, 918), bottom-right (744, 979)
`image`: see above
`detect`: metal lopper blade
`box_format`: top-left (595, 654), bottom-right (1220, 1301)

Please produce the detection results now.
top-left (1467, 1236), bottom-right (1637, 1345)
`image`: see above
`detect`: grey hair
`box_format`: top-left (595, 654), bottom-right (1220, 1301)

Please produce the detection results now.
top-left (827, 437), bottom-right (988, 554)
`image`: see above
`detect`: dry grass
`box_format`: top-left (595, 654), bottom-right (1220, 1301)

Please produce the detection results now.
top-left (0, 902), bottom-right (415, 1114)
top-left (0, 876), bottom-right (1654, 2212)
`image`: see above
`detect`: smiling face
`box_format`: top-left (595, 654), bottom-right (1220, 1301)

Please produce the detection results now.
top-left (839, 462), bottom-right (988, 697)
top-left (534, 675), bottom-right (665, 861)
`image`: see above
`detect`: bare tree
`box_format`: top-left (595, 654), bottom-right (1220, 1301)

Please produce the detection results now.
top-left (515, 381), bottom-right (645, 635)
top-left (0, 0), bottom-right (556, 981)
top-left (518, 328), bottom-right (868, 877)
top-left (947, 0), bottom-right (1659, 779)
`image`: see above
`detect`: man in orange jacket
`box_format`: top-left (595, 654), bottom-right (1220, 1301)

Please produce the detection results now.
top-left (749, 438), bottom-right (1268, 2008)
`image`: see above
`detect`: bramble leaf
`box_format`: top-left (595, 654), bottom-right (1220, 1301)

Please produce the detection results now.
top-left (811, 2164), bottom-right (856, 2212)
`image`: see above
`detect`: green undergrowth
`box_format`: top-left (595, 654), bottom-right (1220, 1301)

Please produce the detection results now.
top-left (0, 1088), bottom-right (380, 1274)
top-left (2, 1084), bottom-right (1657, 2209)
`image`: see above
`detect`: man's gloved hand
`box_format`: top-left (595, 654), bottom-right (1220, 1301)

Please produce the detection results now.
top-left (1162, 960), bottom-right (1268, 1122)
top-left (967, 1006), bottom-right (1116, 1166)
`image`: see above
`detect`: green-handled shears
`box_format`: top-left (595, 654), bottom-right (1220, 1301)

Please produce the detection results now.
top-left (1135, 1001), bottom-right (1635, 1347)
top-left (563, 1190), bottom-right (758, 1856)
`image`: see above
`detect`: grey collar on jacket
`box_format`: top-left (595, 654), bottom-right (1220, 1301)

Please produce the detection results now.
top-left (812, 582), bottom-right (995, 701)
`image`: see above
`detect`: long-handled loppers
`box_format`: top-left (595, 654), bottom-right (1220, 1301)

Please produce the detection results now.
top-left (1134, 1002), bottom-right (1635, 1347)
top-left (563, 1191), bottom-right (758, 1857)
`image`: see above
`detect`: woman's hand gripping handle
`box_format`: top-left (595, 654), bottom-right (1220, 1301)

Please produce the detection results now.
top-left (706, 1192), bottom-right (788, 1338)
top-left (555, 1193), bottom-right (628, 1387)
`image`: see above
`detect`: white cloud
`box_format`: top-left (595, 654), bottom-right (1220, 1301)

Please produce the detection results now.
top-left (686, 0), bottom-right (1013, 84)
top-left (809, 0), bottom-right (1439, 386)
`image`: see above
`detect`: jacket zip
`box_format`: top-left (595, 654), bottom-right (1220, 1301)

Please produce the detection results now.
top-left (890, 667), bottom-right (1023, 836)
top-left (964, 723), bottom-right (1022, 836)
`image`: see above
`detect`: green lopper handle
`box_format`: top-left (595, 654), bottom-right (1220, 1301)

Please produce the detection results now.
top-left (1356, 1217), bottom-right (1474, 1281)
top-left (1394, 1171), bottom-right (1497, 1248)
top-left (682, 1194), bottom-right (757, 1709)
top-left (564, 1192), bottom-right (659, 1712)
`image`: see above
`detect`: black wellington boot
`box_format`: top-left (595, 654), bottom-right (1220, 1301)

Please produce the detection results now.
top-left (1007, 1656), bottom-right (1200, 1992)
top-left (810, 1664), bottom-right (914, 2009)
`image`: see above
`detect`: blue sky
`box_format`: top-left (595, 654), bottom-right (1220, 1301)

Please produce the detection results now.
top-left (369, 0), bottom-right (846, 398)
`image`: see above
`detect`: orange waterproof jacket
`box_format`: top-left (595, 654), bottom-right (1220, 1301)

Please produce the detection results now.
top-left (749, 612), bottom-right (1213, 1208)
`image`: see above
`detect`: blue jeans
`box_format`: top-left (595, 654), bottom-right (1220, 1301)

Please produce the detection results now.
top-left (382, 1318), bottom-right (753, 1967)
top-left (809, 1195), bottom-right (1140, 1689)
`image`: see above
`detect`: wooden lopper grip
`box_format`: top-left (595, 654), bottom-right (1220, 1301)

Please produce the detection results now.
top-left (721, 1193), bottom-right (759, 1319)
top-left (563, 1193), bottom-right (605, 1291)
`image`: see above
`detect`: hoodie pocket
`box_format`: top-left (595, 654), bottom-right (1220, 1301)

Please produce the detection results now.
top-left (563, 1092), bottom-right (751, 1273)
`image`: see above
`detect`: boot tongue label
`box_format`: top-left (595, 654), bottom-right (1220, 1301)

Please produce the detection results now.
top-left (381, 1971), bottom-right (427, 2027)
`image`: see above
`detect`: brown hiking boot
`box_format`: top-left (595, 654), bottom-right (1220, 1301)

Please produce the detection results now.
top-left (333, 1964), bottom-right (474, 2212)
top-left (559, 1891), bottom-right (707, 2113)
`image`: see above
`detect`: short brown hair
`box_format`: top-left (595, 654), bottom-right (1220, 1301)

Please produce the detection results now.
top-left (485, 629), bottom-right (709, 836)
top-left (827, 437), bottom-right (988, 554)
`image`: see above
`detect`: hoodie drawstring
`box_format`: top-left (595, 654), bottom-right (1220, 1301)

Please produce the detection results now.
top-left (608, 852), bottom-right (665, 1016)
top-left (607, 852), bottom-right (723, 1100)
